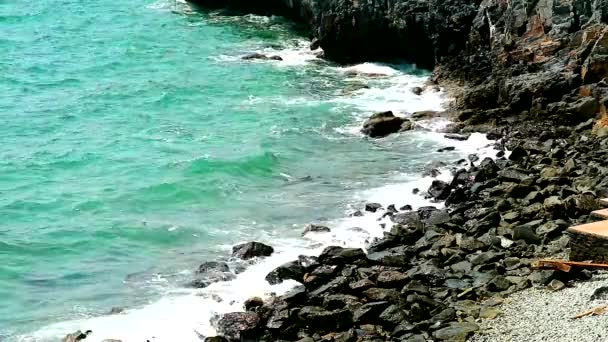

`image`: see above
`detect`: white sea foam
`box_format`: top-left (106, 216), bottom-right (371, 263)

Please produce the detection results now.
top-left (23, 12), bottom-right (501, 342)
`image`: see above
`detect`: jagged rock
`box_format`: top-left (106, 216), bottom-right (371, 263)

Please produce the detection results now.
top-left (266, 260), bottom-right (305, 284)
top-left (217, 312), bottom-right (260, 340)
top-left (475, 158), bottom-right (499, 182)
top-left (428, 180), bottom-right (452, 200)
top-left (318, 246), bottom-right (367, 265)
top-left (353, 301), bottom-right (390, 323)
top-left (232, 242), bottom-right (274, 260)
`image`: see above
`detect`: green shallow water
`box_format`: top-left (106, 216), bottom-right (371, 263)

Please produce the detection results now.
top-left (0, 0), bottom-right (460, 339)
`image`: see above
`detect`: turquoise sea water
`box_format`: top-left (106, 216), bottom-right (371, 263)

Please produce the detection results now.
top-left (0, 1), bottom-right (479, 340)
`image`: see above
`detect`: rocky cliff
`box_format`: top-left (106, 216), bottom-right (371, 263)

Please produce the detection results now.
top-left (190, 0), bottom-right (608, 133)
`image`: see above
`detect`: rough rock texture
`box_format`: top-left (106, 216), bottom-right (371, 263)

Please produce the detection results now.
top-left (189, 0), bottom-right (608, 135)
top-left (212, 122), bottom-right (608, 341)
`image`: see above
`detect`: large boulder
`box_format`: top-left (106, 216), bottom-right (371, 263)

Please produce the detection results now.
top-left (361, 111), bottom-right (412, 138)
top-left (232, 242), bottom-right (274, 260)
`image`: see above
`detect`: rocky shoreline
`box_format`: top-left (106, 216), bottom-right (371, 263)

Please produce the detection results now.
top-left (176, 0), bottom-right (608, 341)
top-left (65, 1), bottom-right (608, 340)
top-left (201, 120), bottom-right (607, 341)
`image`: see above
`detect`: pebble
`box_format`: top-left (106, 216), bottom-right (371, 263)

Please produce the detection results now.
top-left (471, 273), bottom-right (608, 342)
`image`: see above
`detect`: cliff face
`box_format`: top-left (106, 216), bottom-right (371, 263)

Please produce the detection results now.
top-left (190, 0), bottom-right (480, 68)
top-left (189, 0), bottom-right (608, 130)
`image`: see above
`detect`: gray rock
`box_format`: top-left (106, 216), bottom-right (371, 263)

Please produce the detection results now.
top-left (433, 322), bottom-right (479, 340)
top-left (513, 226), bottom-right (541, 244)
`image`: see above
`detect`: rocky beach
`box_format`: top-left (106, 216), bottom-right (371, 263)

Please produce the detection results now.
top-left (172, 0), bottom-right (608, 341)
top-left (6, 0), bottom-right (608, 341)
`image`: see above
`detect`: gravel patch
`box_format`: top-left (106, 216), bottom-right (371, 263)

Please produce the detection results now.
top-left (470, 273), bottom-right (608, 342)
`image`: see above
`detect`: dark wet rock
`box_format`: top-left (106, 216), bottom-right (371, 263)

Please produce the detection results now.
top-left (282, 285), bottom-right (307, 304)
top-left (244, 297), bottom-right (264, 311)
top-left (411, 86), bottom-right (423, 95)
top-left (318, 246), bottom-right (367, 265)
top-left (197, 261), bottom-right (230, 274)
top-left (298, 306), bottom-right (353, 332)
top-left (428, 180), bottom-right (452, 200)
top-left (216, 312), bottom-right (260, 341)
top-left (379, 304), bottom-right (407, 326)
top-left (437, 146), bottom-right (456, 152)
top-left (475, 158), bottom-right (499, 183)
top-left (302, 224), bottom-right (331, 235)
top-left (242, 53), bottom-right (282, 61)
top-left (361, 111), bottom-right (411, 138)
top-left (365, 202), bottom-right (382, 212)
top-left (353, 301), bottom-right (390, 323)
top-left (303, 264), bottom-right (338, 288)
top-left (266, 260), bottom-right (305, 285)
top-left (232, 242), bottom-right (274, 260)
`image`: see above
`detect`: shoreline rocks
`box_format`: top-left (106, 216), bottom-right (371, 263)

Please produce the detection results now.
top-left (211, 123), bottom-right (608, 341)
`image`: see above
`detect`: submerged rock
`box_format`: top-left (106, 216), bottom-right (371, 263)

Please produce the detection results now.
top-left (241, 53), bottom-right (282, 61)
